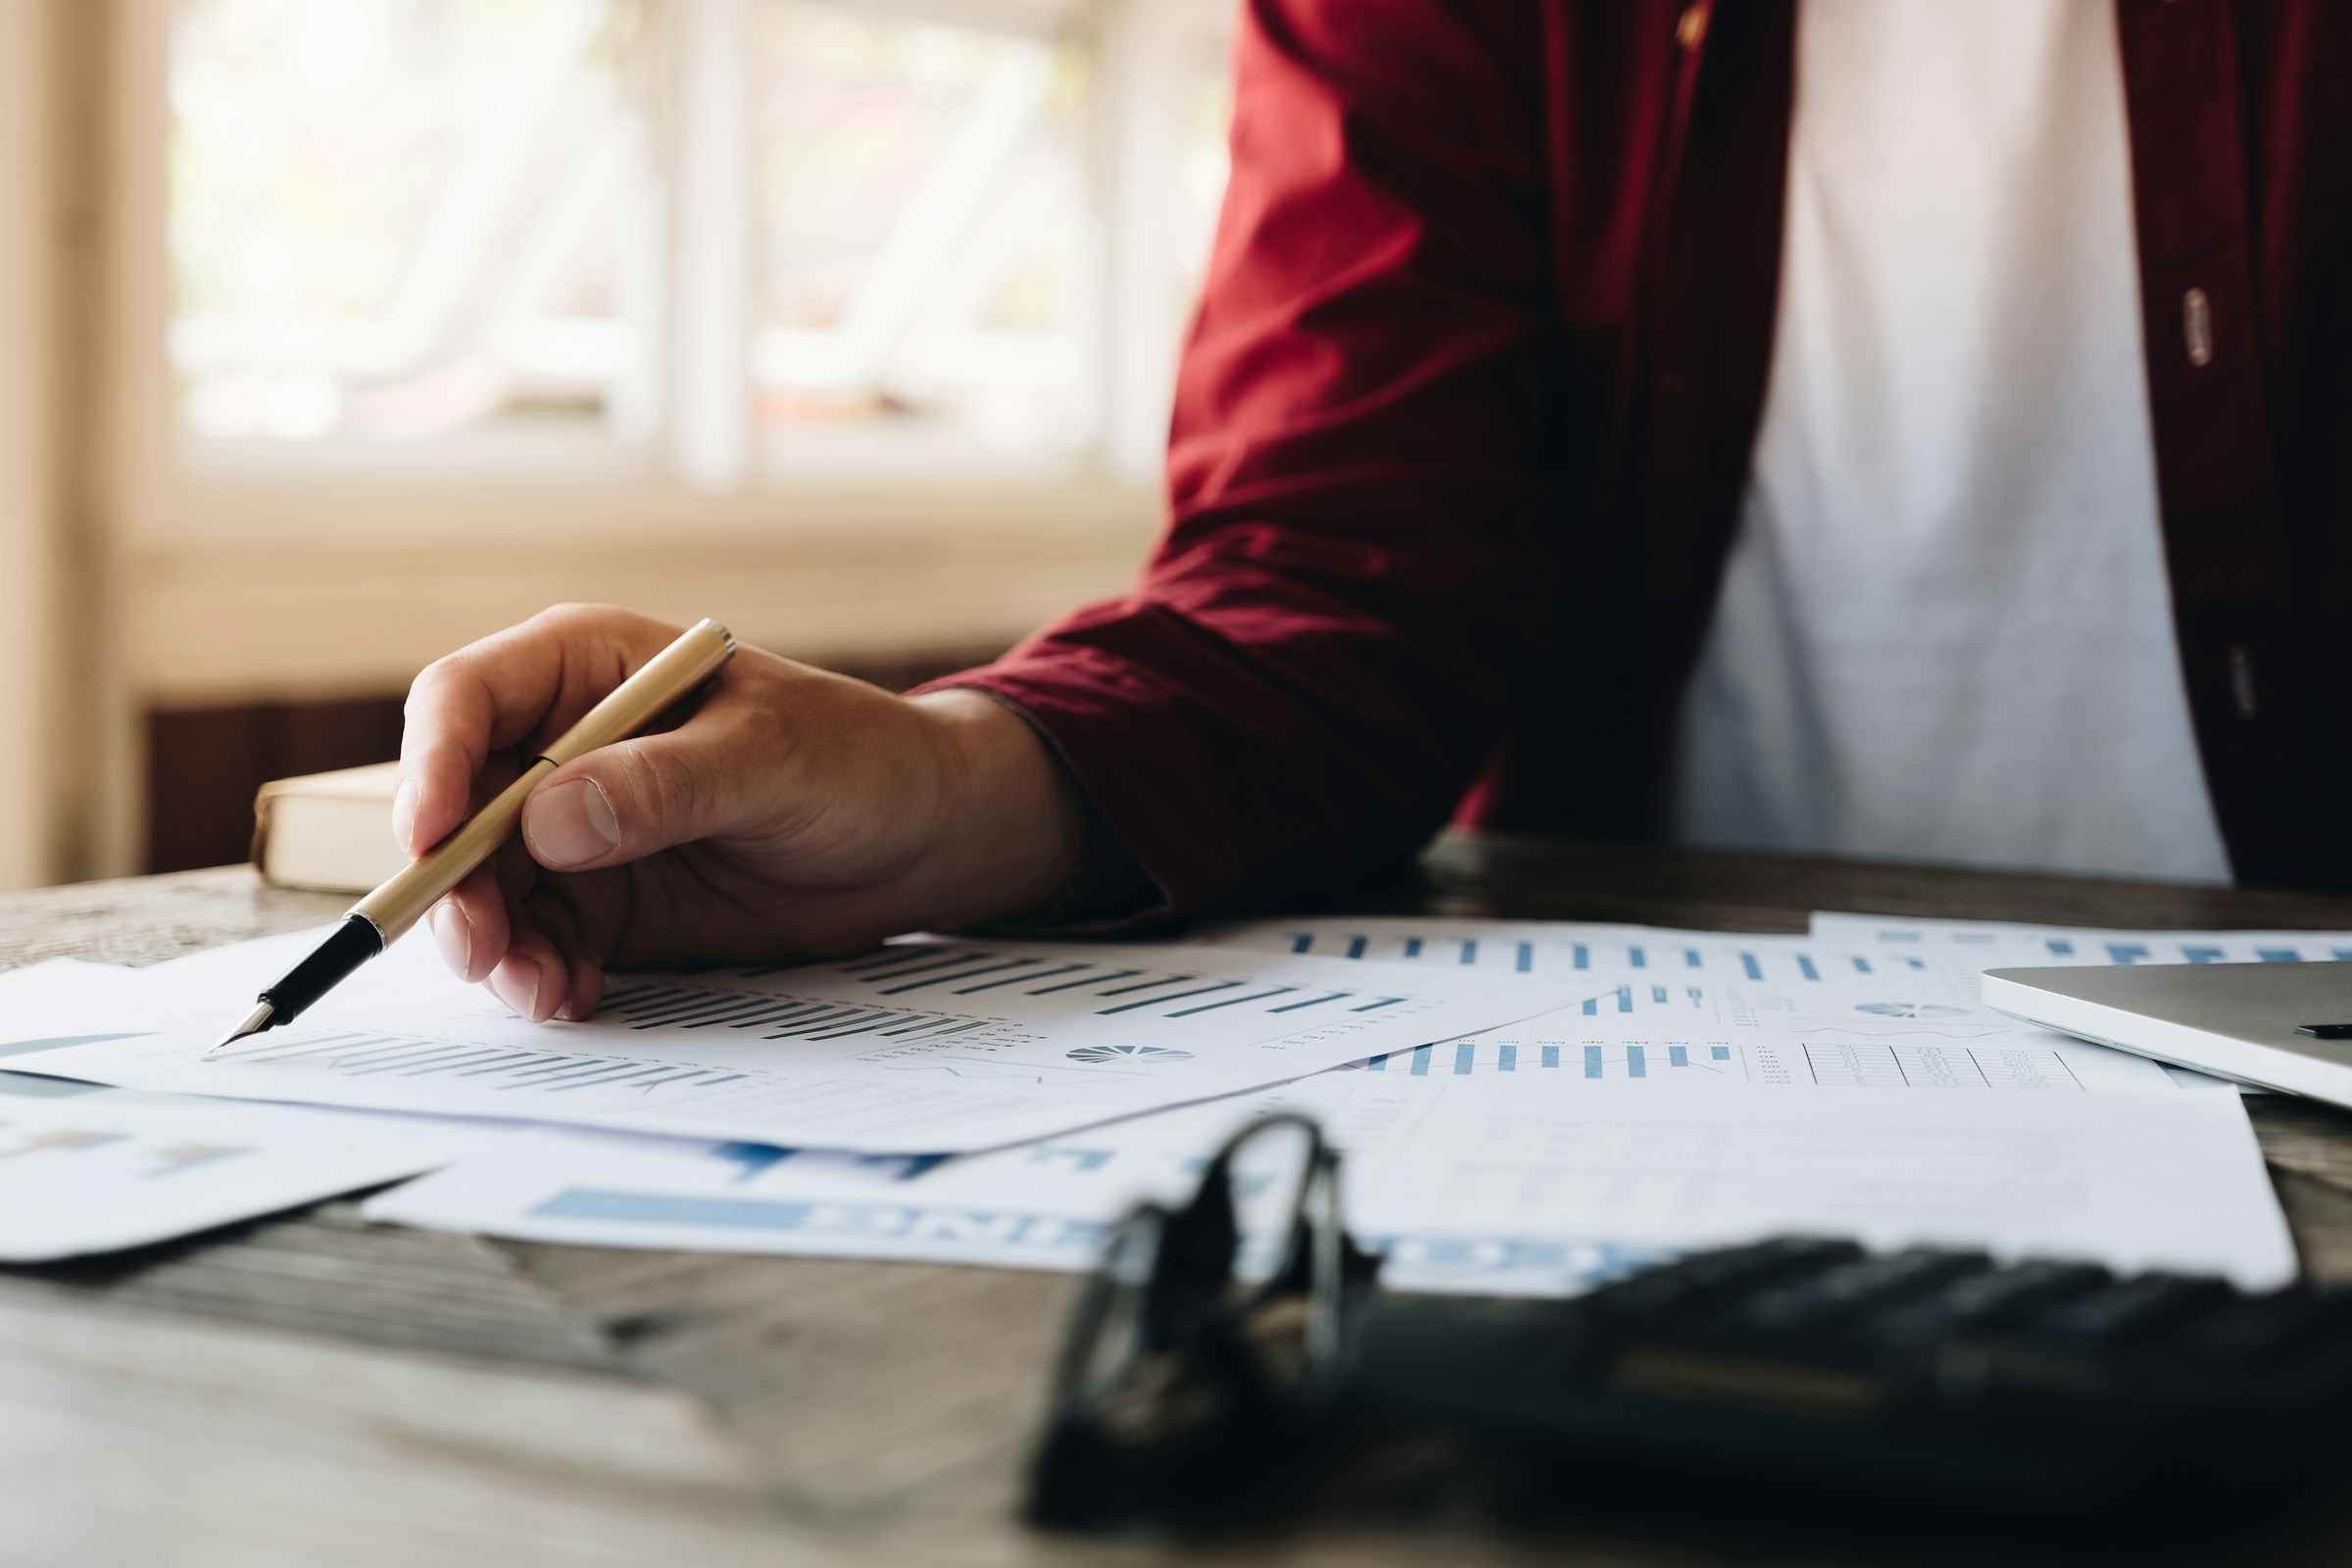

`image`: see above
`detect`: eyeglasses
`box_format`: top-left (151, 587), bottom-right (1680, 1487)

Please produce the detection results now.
top-left (1024, 1113), bottom-right (1382, 1529)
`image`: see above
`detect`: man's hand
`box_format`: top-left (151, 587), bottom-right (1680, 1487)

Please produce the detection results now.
top-left (394, 605), bottom-right (1084, 1022)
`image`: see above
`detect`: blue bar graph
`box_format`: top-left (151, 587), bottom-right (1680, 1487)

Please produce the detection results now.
top-left (1741, 954), bottom-right (1764, 980)
top-left (1402, 937), bottom-right (1422, 957)
top-left (1668, 1046), bottom-right (1688, 1067)
top-left (1584, 1046), bottom-right (1602, 1079)
top-left (1453, 1042), bottom-right (1475, 1075)
top-left (1515, 943), bottom-right (1534, 973)
top-left (2182, 946), bottom-right (2225, 963)
top-left (1712, 1047), bottom-right (1732, 1060)
top-left (2047, 939), bottom-right (2077, 956)
top-left (1627, 1047), bottom-right (1645, 1078)
top-left (1345, 935), bottom-right (1367, 959)
top-left (1459, 941), bottom-right (1479, 965)
top-left (1542, 1046), bottom-right (1560, 1069)
top-left (1797, 956), bottom-right (1819, 981)
top-left (1410, 1044), bottom-right (1433, 1075)
top-left (1497, 1045), bottom-right (1517, 1071)
top-left (2259, 950), bottom-right (2304, 963)
top-left (1572, 944), bottom-right (1590, 969)
top-left (1852, 956), bottom-right (1873, 974)
top-left (1630, 946), bottom-right (1647, 968)
top-left (2106, 943), bottom-right (2151, 964)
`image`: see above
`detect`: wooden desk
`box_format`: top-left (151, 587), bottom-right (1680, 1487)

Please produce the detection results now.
top-left (7, 837), bottom-right (2352, 1566)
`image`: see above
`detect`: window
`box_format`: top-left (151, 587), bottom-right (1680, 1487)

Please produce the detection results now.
top-left (171, 0), bottom-right (658, 449)
top-left (91, 0), bottom-right (1235, 876)
top-left (158, 0), bottom-right (1236, 488)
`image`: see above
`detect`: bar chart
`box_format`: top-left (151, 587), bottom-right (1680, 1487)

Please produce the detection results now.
top-left (1361, 1040), bottom-right (1740, 1079)
top-left (50, 932), bottom-right (1581, 1153)
top-left (211, 1027), bottom-right (765, 1098)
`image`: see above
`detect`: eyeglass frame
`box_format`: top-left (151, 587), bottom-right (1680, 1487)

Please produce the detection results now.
top-left (1026, 1112), bottom-right (1383, 1527)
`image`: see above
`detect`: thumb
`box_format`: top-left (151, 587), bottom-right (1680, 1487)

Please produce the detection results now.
top-left (520, 734), bottom-right (728, 871)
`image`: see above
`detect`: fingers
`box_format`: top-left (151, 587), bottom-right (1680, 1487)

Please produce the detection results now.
top-left (521, 726), bottom-right (749, 873)
top-left (426, 864), bottom-right (508, 985)
top-left (488, 929), bottom-right (570, 1024)
top-left (487, 881), bottom-right (610, 1023)
top-left (395, 606), bottom-right (685, 857)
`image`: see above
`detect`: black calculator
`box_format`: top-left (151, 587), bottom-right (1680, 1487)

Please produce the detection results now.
top-left (1350, 1237), bottom-right (2352, 1512)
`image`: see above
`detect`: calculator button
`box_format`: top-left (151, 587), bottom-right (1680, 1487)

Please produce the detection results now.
top-left (1602, 1236), bottom-right (1862, 1317)
top-left (1871, 1260), bottom-right (2112, 1346)
top-left (2032, 1275), bottom-right (2234, 1347)
top-left (2176, 1291), bottom-right (2352, 1370)
top-left (1739, 1250), bottom-right (1991, 1333)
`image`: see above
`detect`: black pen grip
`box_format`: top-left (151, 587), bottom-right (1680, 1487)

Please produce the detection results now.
top-left (257, 914), bottom-right (385, 1027)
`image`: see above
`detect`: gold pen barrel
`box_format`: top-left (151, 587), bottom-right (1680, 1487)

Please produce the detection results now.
top-left (351, 617), bottom-right (736, 944)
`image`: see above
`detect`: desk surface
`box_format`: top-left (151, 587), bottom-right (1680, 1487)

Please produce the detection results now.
top-left (10, 837), bottom-right (2352, 1567)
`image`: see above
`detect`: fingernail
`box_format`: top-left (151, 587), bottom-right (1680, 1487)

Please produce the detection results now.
top-left (391, 778), bottom-right (418, 854)
top-left (429, 902), bottom-right (472, 978)
top-left (525, 778), bottom-right (622, 869)
top-left (490, 956), bottom-right (543, 1021)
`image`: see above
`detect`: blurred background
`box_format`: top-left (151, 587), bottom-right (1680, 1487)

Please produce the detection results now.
top-left (0, 0), bottom-right (1235, 888)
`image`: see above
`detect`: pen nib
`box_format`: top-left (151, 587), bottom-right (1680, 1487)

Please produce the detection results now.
top-left (210, 1001), bottom-right (275, 1055)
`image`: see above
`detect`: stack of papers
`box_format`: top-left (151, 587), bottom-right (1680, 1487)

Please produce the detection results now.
top-left (0, 910), bottom-right (2336, 1294)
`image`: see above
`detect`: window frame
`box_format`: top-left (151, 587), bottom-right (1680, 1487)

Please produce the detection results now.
top-left (105, 0), bottom-right (1225, 641)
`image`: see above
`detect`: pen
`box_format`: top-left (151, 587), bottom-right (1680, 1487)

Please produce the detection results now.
top-left (210, 617), bottom-right (737, 1054)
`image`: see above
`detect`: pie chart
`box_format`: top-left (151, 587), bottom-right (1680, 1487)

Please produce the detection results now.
top-left (1854, 1002), bottom-right (1971, 1020)
top-left (1065, 1045), bottom-right (1196, 1065)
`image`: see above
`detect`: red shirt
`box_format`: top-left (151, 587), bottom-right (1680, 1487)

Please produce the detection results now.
top-left (937, 0), bottom-right (2352, 910)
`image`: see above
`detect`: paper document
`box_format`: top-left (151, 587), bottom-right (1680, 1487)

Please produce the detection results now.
top-left (1198, 915), bottom-right (1966, 988)
top-left (1199, 915), bottom-right (2200, 1094)
top-left (369, 1066), bottom-right (2296, 1293)
top-left (9, 931), bottom-right (1589, 1153)
top-left (0, 962), bottom-right (482, 1260)
top-left (1810, 912), bottom-right (2352, 1090)
top-left (1810, 911), bottom-right (2352, 967)
top-left (0, 1092), bottom-right (471, 1260)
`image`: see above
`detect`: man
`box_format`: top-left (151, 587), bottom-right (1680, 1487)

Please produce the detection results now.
top-left (394, 0), bottom-right (2350, 1024)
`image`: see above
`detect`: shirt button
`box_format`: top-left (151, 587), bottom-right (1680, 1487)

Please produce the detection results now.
top-left (2229, 646), bottom-right (2258, 719)
top-left (2183, 287), bottom-right (2214, 368)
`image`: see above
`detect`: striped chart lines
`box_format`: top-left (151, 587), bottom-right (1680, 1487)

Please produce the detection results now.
top-left (1361, 1041), bottom-right (1739, 1078)
top-left (717, 946), bottom-right (1413, 1027)
top-left (209, 1028), bottom-right (758, 1097)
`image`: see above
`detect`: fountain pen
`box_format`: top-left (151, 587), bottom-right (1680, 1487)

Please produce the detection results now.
top-left (209, 617), bottom-right (737, 1054)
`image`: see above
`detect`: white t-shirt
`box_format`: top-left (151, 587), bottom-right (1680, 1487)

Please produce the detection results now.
top-left (1667, 0), bottom-right (2232, 884)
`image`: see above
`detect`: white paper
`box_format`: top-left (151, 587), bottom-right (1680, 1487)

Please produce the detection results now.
top-left (0, 957), bottom-right (522, 1257)
top-left (8, 931), bottom-right (1590, 1153)
top-left (1197, 914), bottom-right (1969, 990)
top-left (1809, 911), bottom-right (2352, 1090)
top-left (1809, 910), bottom-right (2352, 966)
top-left (1196, 914), bottom-right (2203, 1094)
top-left (368, 1065), bottom-right (2296, 1294)
top-left (0, 1093), bottom-right (485, 1260)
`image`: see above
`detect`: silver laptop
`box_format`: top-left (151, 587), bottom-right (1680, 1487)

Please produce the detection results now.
top-left (1984, 962), bottom-right (2352, 1104)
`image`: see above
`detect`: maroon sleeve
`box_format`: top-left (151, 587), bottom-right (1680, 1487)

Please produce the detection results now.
top-left (926, 0), bottom-right (1566, 916)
